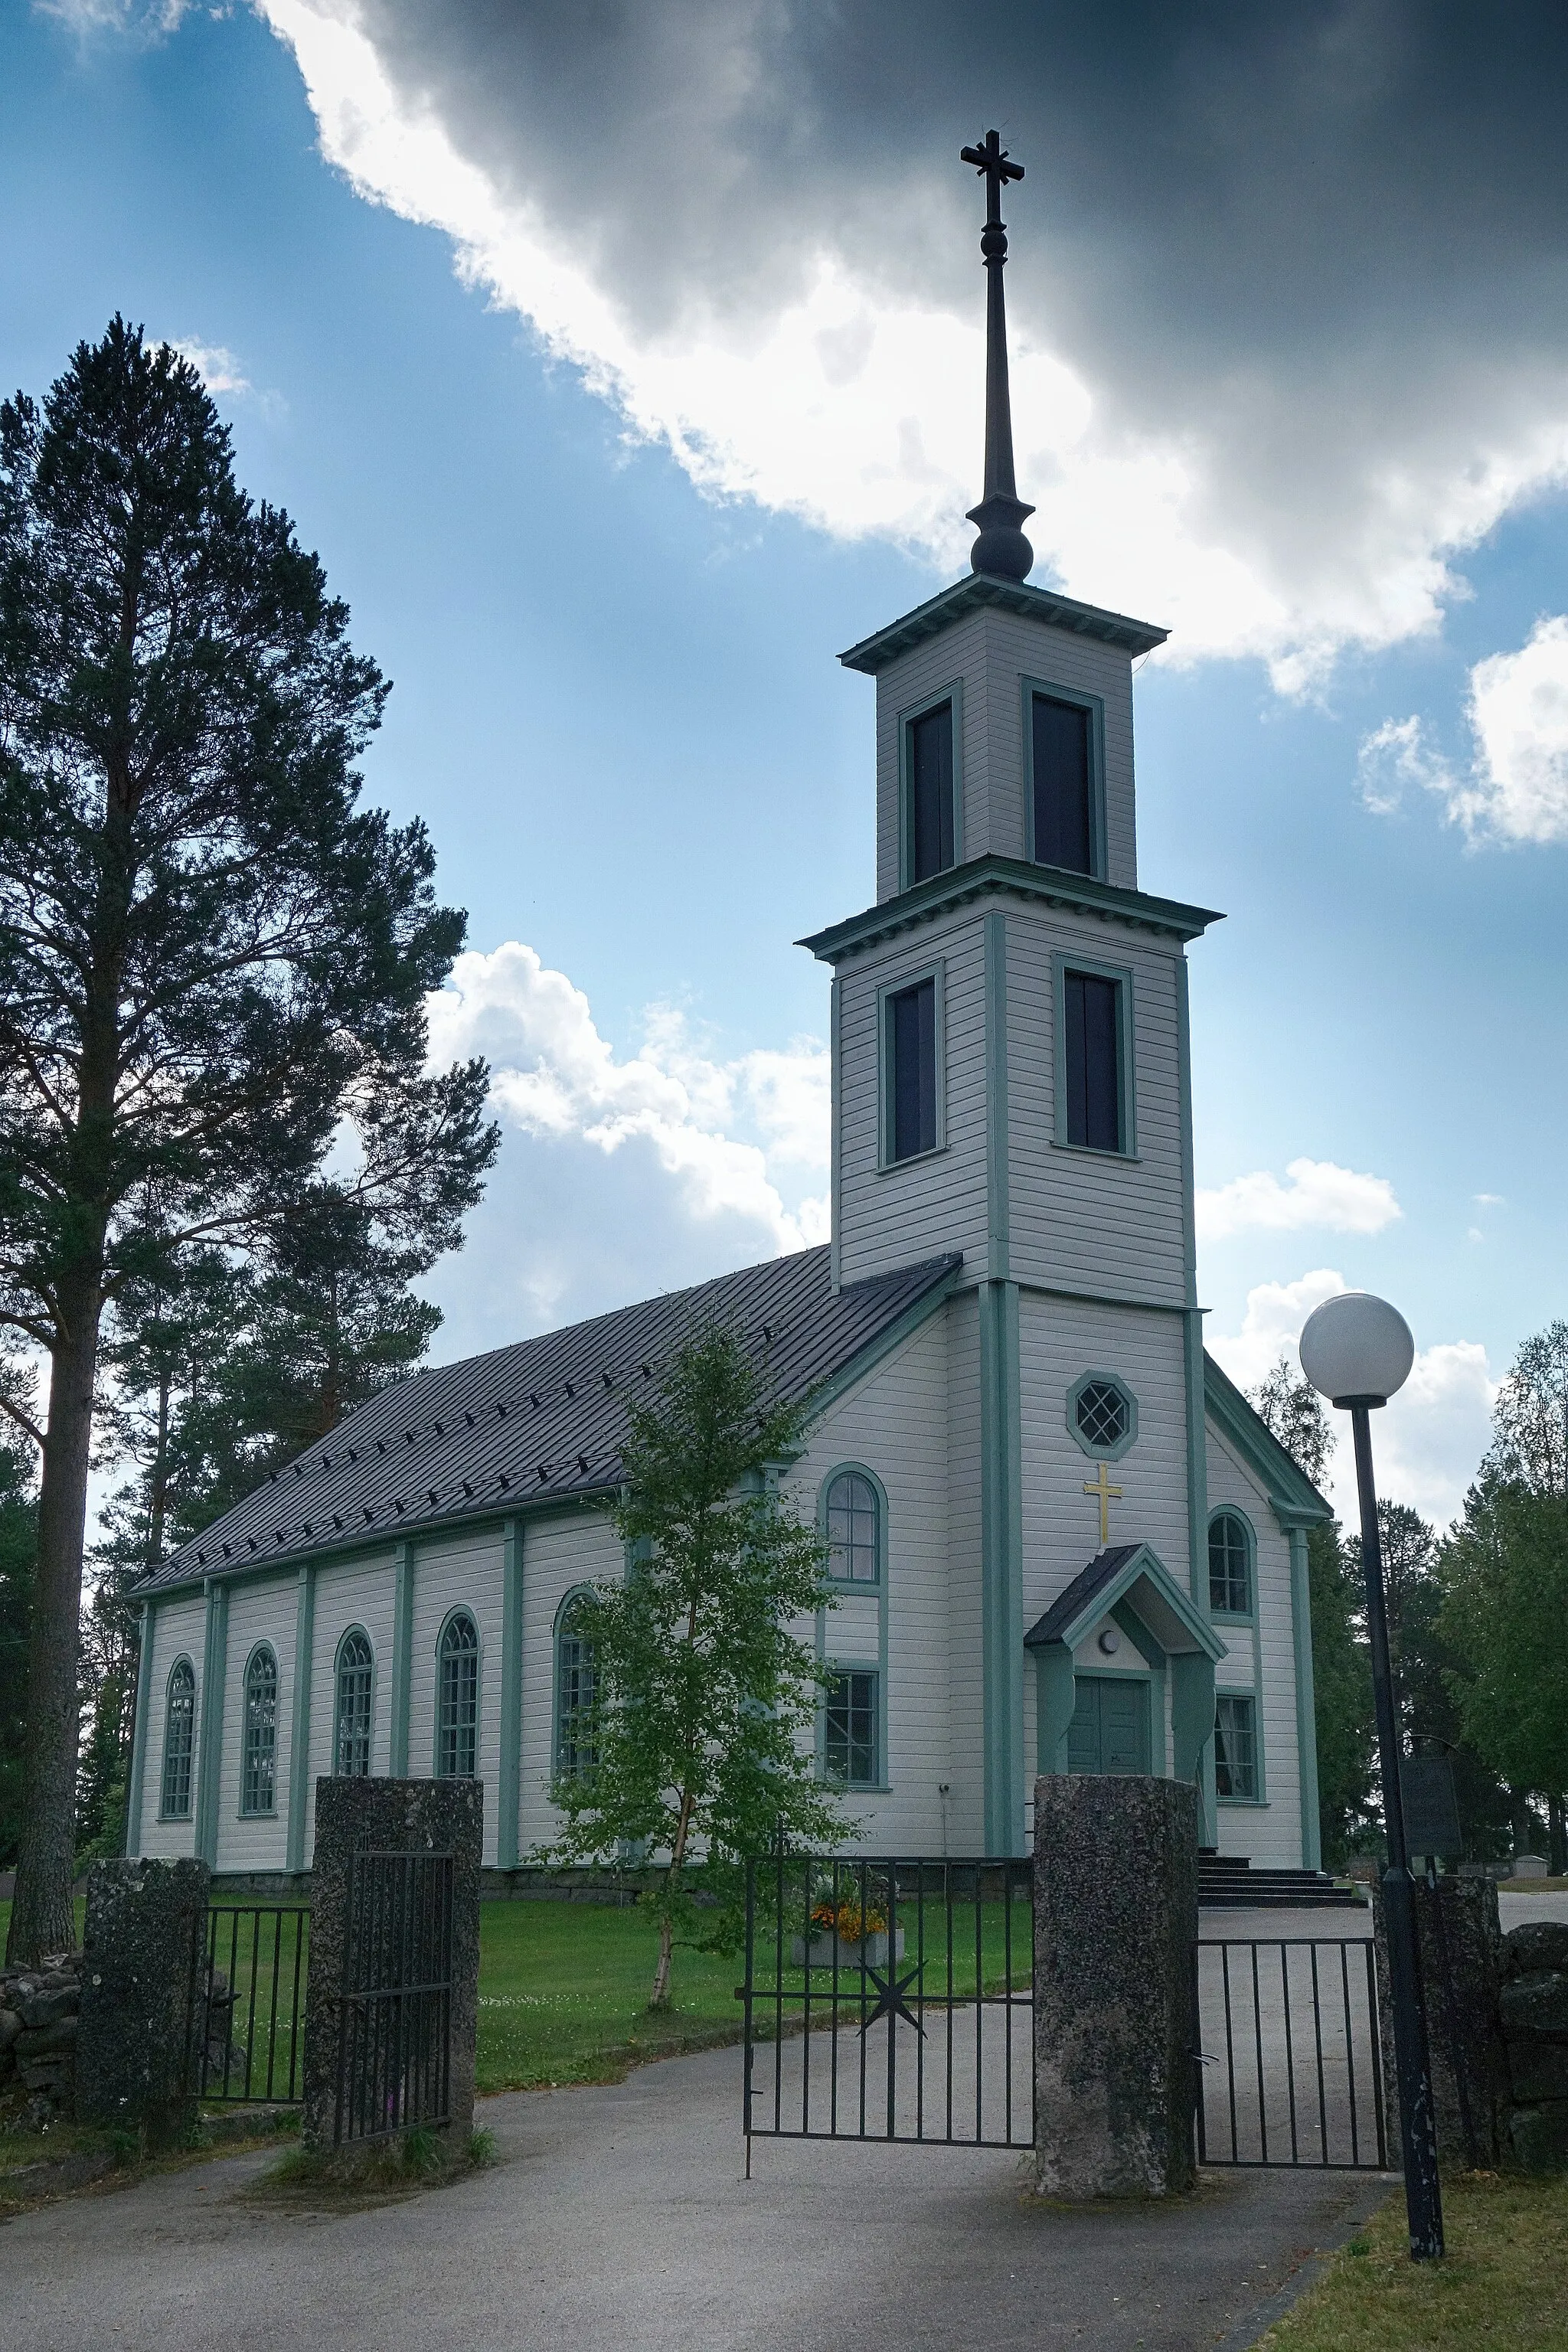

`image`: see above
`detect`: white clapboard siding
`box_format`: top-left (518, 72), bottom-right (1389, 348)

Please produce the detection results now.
top-left (136, 1592), bottom-right (207, 1859)
top-left (304, 1547), bottom-right (400, 1858)
top-left (214, 1576), bottom-right (297, 1873)
top-left (1004, 906), bottom-right (1188, 1305)
top-left (406, 1527), bottom-right (507, 1864)
top-left (1206, 1423), bottom-right (1306, 1868)
top-left (943, 1290), bottom-right (987, 1857)
top-left (872, 606), bottom-right (1139, 901)
top-left (782, 1304), bottom-right (956, 1854)
top-left (518, 1509), bottom-right (627, 1857)
top-left (835, 906), bottom-right (991, 1287)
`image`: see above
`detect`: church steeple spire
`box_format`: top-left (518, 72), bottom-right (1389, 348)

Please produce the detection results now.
top-left (960, 130), bottom-right (1035, 583)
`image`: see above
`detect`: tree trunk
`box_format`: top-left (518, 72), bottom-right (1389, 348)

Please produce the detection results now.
top-left (1509, 1785), bottom-right (1534, 1862)
top-left (649, 1785), bottom-right (695, 2011)
top-left (5, 1265), bottom-right (105, 1963)
top-left (1550, 1793), bottom-right (1567, 1880)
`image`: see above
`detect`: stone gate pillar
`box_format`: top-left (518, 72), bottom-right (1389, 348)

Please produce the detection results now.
top-left (77, 1857), bottom-right (211, 2146)
top-left (1033, 1773), bottom-right (1198, 2198)
top-left (1372, 1868), bottom-right (1508, 2167)
top-left (302, 1778), bottom-right (483, 2154)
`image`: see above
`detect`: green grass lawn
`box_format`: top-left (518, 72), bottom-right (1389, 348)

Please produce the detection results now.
top-left (475, 1900), bottom-right (744, 2089)
top-left (1259, 2171), bottom-right (1568, 2351)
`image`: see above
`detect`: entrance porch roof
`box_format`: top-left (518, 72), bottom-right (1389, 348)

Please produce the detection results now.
top-left (1024, 1543), bottom-right (1227, 1664)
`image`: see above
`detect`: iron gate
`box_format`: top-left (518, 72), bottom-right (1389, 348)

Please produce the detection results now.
top-left (1194, 1936), bottom-right (1389, 2171)
top-left (740, 1854), bottom-right (1034, 2151)
top-left (185, 1904), bottom-right (309, 2105)
top-left (333, 1849), bottom-right (455, 2146)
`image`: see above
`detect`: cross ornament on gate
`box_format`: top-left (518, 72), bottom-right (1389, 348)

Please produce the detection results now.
top-left (1083, 1459), bottom-right (1123, 1547)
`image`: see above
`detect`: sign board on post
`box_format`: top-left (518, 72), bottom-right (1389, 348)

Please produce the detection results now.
top-left (1401, 1756), bottom-right (1463, 1862)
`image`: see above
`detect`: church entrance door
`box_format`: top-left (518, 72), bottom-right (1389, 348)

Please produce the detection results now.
top-left (1067, 1674), bottom-right (1151, 1775)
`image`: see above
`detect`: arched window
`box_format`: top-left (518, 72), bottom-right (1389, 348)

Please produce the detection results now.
top-left (241, 1646), bottom-right (278, 1815)
top-left (161, 1658), bottom-right (195, 1819)
top-left (1208, 1511), bottom-right (1253, 1617)
top-left (554, 1595), bottom-right (596, 1785)
top-left (825, 1469), bottom-right (880, 1583)
top-left (436, 1612), bottom-right (479, 1780)
top-left (334, 1629), bottom-right (374, 1778)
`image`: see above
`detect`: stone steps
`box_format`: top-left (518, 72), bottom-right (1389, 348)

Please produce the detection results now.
top-left (1198, 1857), bottom-right (1364, 1911)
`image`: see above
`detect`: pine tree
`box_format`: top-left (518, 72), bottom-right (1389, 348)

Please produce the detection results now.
top-left (0, 322), bottom-right (498, 1960)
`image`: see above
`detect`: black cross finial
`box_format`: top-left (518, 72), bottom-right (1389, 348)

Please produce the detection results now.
top-left (959, 130), bottom-right (1034, 582)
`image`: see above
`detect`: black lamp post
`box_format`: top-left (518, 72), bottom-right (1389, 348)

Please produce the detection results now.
top-left (1299, 1291), bottom-right (1444, 2260)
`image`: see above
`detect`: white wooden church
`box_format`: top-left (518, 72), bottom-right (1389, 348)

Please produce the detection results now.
top-left (125, 138), bottom-right (1332, 1886)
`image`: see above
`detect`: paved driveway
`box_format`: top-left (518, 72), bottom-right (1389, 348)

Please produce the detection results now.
top-left (7, 2040), bottom-right (1388, 2352)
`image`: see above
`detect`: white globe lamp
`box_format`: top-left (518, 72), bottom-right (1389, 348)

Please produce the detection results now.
top-left (1298, 1291), bottom-right (1415, 1408)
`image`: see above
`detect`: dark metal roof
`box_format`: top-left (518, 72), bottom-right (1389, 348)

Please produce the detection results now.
top-left (139, 1246), bottom-right (962, 1596)
top-left (1024, 1547), bottom-right (1142, 1647)
top-left (838, 573), bottom-right (1169, 673)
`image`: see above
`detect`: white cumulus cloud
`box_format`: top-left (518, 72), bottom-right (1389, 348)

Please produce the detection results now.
top-left (1359, 614), bottom-right (1568, 845)
top-left (1197, 1158), bottom-right (1400, 1245)
top-left (423, 942), bottom-right (828, 1350)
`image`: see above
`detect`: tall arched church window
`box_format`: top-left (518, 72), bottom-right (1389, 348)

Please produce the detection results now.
top-left (334, 1629), bottom-right (374, 1778)
top-left (436, 1612), bottom-right (479, 1780)
top-left (241, 1645), bottom-right (278, 1815)
top-left (1208, 1511), bottom-right (1254, 1617)
top-left (825, 1470), bottom-right (880, 1583)
top-left (554, 1596), bottom-right (596, 1785)
top-left (161, 1657), bottom-right (195, 1819)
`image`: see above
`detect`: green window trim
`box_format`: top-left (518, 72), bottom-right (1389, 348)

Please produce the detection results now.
top-left (817, 1461), bottom-right (888, 1588)
top-left (158, 1654), bottom-right (198, 1822)
top-left (897, 678), bottom-right (964, 890)
top-left (551, 1585), bottom-right (598, 1788)
top-left (876, 959), bottom-right (947, 1169)
top-left (1067, 1368), bottom-right (1138, 1462)
top-left (239, 1641), bottom-right (279, 1818)
top-left (1207, 1505), bottom-right (1256, 1621)
top-left (1050, 950), bottom-right (1137, 1158)
top-left (433, 1606), bottom-right (482, 1781)
top-left (1021, 674), bottom-right (1106, 880)
top-left (332, 1625), bottom-right (377, 1779)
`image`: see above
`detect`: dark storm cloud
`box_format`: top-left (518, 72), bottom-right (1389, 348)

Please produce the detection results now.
top-left (268, 0), bottom-right (1568, 670)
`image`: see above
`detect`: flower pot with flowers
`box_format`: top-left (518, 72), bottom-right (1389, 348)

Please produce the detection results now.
top-left (790, 1891), bottom-right (905, 1971)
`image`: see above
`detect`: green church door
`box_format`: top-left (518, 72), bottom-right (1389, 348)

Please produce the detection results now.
top-left (1067, 1675), bottom-right (1152, 1775)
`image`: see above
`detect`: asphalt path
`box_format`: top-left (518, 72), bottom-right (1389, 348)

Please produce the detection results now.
top-left (6, 2037), bottom-right (1392, 2352)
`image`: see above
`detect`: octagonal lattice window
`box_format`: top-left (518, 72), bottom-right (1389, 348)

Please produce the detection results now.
top-left (1068, 1371), bottom-right (1137, 1460)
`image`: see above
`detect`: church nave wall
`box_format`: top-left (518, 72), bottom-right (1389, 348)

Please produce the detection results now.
top-left (784, 1300), bottom-right (959, 1854)
top-left (135, 1590), bottom-right (207, 1859)
top-left (303, 1548), bottom-right (400, 1857)
top-left (516, 1508), bottom-right (628, 1858)
top-left (406, 1527), bottom-right (507, 1866)
top-left (1204, 1425), bottom-right (1307, 1870)
top-left (214, 1574), bottom-right (299, 1875)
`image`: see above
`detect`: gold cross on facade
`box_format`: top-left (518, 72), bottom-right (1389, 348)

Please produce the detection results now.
top-left (1083, 1459), bottom-right (1123, 1547)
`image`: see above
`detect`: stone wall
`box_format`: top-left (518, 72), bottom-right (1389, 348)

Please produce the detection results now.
top-left (0, 1948), bottom-right (82, 2125)
top-left (1500, 1919), bottom-right (1568, 2172)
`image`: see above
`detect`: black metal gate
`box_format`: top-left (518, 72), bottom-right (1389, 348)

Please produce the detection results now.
top-left (333, 1849), bottom-right (455, 2146)
top-left (186, 1904), bottom-right (309, 2105)
top-left (1195, 1936), bottom-right (1389, 2171)
top-left (740, 1854), bottom-right (1034, 2151)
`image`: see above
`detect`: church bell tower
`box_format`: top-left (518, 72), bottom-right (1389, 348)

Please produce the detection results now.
top-left (801, 135), bottom-right (1224, 1855)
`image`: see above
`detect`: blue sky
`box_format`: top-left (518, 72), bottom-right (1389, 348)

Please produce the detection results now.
top-left (6, 2), bottom-right (1567, 1526)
